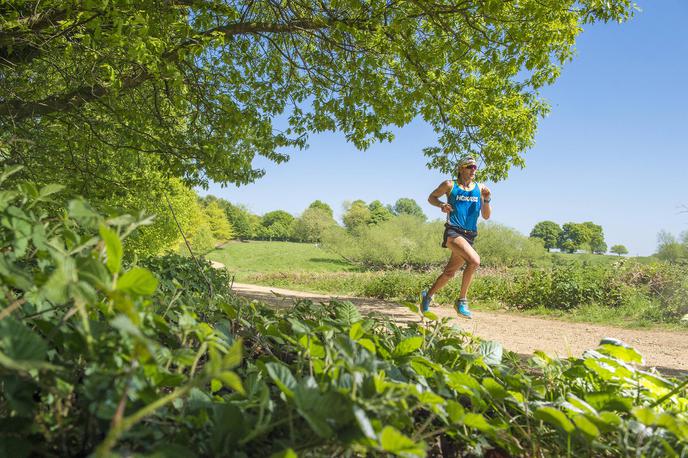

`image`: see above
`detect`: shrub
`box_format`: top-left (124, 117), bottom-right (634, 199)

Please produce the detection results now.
top-left (292, 207), bottom-right (336, 242)
top-left (618, 261), bottom-right (688, 320)
top-left (474, 221), bottom-right (548, 267)
top-left (323, 215), bottom-right (446, 269)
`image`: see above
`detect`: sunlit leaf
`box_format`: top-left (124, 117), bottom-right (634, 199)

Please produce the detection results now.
top-left (535, 407), bottom-right (575, 434)
top-left (379, 426), bottom-right (425, 457)
top-left (99, 224), bottom-right (122, 275)
top-left (117, 267), bottom-right (158, 295)
top-left (393, 336), bottom-right (424, 357)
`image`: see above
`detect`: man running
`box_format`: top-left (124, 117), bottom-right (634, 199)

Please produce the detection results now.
top-left (421, 155), bottom-right (491, 318)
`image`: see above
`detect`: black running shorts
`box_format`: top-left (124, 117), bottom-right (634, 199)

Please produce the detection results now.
top-left (442, 224), bottom-right (477, 247)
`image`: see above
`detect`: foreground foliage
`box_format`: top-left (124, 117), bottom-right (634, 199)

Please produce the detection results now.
top-left (1, 175), bottom-right (686, 457)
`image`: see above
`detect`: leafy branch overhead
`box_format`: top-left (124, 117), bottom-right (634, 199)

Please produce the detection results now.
top-left (1, 0), bottom-right (635, 189)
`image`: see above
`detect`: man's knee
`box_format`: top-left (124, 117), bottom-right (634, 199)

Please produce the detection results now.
top-left (466, 254), bottom-right (480, 269)
top-left (443, 264), bottom-right (460, 278)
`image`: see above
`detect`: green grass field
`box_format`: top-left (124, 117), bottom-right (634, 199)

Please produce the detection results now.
top-left (206, 241), bottom-right (358, 280)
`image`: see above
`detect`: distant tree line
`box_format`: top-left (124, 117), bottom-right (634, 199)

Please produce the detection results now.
top-left (199, 196), bottom-right (428, 244)
top-left (529, 220), bottom-right (614, 254)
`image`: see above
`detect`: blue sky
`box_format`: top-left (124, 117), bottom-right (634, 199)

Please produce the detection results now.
top-left (202, 0), bottom-right (688, 256)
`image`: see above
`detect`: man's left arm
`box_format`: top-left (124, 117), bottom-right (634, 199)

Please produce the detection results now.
top-left (480, 184), bottom-right (491, 220)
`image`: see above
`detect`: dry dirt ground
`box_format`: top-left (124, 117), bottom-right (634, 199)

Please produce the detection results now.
top-left (231, 282), bottom-right (688, 375)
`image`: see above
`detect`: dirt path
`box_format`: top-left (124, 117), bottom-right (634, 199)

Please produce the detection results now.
top-left (232, 282), bottom-right (688, 373)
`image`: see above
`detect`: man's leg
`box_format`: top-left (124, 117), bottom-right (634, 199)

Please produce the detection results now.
top-left (451, 237), bottom-right (480, 299)
top-left (427, 237), bottom-right (467, 297)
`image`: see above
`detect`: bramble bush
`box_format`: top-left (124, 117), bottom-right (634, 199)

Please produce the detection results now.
top-left (2, 170), bottom-right (687, 457)
top-left (249, 260), bottom-right (688, 323)
top-left (322, 215), bottom-right (447, 269)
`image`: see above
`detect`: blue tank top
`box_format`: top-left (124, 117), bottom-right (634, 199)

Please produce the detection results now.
top-left (447, 181), bottom-right (481, 231)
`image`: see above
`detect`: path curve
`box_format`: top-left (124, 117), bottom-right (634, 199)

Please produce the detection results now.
top-left (231, 282), bottom-right (688, 373)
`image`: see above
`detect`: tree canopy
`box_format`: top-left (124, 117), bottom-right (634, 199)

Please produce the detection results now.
top-left (368, 200), bottom-right (393, 225)
top-left (307, 200), bottom-right (334, 218)
top-left (2, 0), bottom-right (635, 194)
top-left (343, 200), bottom-right (372, 233)
top-left (391, 198), bottom-right (426, 220)
top-left (530, 221), bottom-right (562, 252)
top-left (610, 244), bottom-right (628, 256)
top-left (557, 221), bottom-right (605, 253)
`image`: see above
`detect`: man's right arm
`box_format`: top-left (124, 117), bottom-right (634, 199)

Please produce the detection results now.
top-left (428, 180), bottom-right (453, 213)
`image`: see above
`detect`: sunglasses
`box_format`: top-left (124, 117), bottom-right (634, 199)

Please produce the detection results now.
top-left (462, 164), bottom-right (478, 170)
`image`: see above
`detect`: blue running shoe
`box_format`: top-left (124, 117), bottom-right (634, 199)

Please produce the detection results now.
top-left (455, 298), bottom-right (472, 319)
top-left (420, 291), bottom-right (432, 313)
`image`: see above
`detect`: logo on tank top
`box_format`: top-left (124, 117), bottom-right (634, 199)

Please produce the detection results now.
top-left (457, 195), bottom-right (479, 203)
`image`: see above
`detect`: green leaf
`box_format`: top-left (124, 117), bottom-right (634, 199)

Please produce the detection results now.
top-left (293, 381), bottom-right (351, 438)
top-left (422, 311), bottom-right (438, 321)
top-left (482, 377), bottom-right (508, 400)
top-left (117, 267), bottom-right (158, 295)
top-left (38, 183), bottom-right (65, 199)
top-left (446, 372), bottom-right (482, 396)
top-left (572, 414), bottom-right (600, 439)
top-left (223, 338), bottom-right (242, 369)
top-left (379, 426), bottom-right (426, 457)
top-left (584, 391), bottom-right (633, 412)
top-left (535, 407), bottom-right (575, 434)
top-left (656, 413), bottom-right (688, 442)
top-left (333, 301), bottom-right (362, 325)
top-left (349, 322), bottom-right (364, 340)
top-left (99, 224), bottom-right (123, 274)
top-left (42, 257), bottom-right (77, 304)
top-left (463, 413), bottom-right (494, 432)
top-left (409, 356), bottom-right (440, 378)
top-left (565, 394), bottom-right (598, 415)
top-left (353, 405), bottom-right (377, 440)
top-left (270, 449), bottom-right (298, 458)
top-left (479, 340), bottom-right (503, 366)
top-left (632, 406), bottom-right (656, 426)
top-left (218, 371), bottom-right (245, 395)
top-left (404, 301), bottom-right (419, 314)
top-left (0, 190), bottom-right (18, 211)
top-left (357, 338), bottom-right (376, 354)
top-left (446, 400), bottom-right (465, 423)
top-left (265, 362), bottom-right (297, 398)
top-left (0, 318), bottom-right (47, 362)
top-left (110, 315), bottom-right (143, 339)
top-left (393, 336), bottom-right (424, 357)
top-left (67, 199), bottom-right (101, 228)
top-left (0, 165), bottom-right (23, 184)
top-left (597, 343), bottom-right (643, 364)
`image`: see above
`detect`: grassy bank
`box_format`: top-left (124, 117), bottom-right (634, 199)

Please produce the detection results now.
top-left (206, 240), bottom-right (358, 280)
